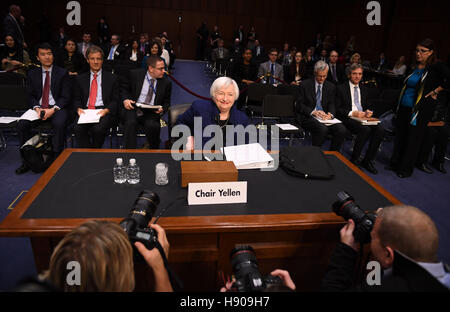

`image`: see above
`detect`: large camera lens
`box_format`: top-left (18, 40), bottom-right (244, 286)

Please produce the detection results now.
top-left (120, 190), bottom-right (159, 235)
top-left (332, 191), bottom-right (376, 244)
top-left (230, 245), bottom-right (265, 292)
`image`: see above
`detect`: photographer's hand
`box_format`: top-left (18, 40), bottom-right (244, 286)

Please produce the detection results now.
top-left (135, 224), bottom-right (173, 292)
top-left (340, 219), bottom-right (360, 252)
top-left (270, 269), bottom-right (296, 291)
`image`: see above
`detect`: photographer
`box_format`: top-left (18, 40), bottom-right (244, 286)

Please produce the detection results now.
top-left (321, 205), bottom-right (450, 291)
top-left (42, 220), bottom-right (173, 292)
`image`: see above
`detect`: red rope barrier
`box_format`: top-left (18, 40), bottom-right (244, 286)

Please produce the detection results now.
top-left (164, 71), bottom-right (212, 101)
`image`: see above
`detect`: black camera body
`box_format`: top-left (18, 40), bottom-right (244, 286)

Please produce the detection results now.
top-left (230, 246), bottom-right (283, 292)
top-left (332, 191), bottom-right (377, 244)
top-left (120, 191), bottom-right (160, 259)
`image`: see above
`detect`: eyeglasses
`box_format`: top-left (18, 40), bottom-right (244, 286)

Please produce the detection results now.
top-left (416, 48), bottom-right (430, 54)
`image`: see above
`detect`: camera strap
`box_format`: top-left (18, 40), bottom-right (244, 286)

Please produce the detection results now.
top-left (154, 240), bottom-right (184, 291)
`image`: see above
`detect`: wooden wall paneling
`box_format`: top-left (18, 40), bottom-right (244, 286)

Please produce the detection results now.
top-left (216, 14), bottom-right (235, 45)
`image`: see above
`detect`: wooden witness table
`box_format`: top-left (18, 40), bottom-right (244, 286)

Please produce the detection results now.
top-left (0, 149), bottom-right (401, 291)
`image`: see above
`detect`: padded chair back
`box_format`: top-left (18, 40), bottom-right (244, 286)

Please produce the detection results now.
top-left (168, 104), bottom-right (191, 140)
top-left (0, 72), bottom-right (25, 86)
top-left (0, 85), bottom-right (29, 111)
top-left (247, 83), bottom-right (277, 104)
top-left (262, 94), bottom-right (296, 118)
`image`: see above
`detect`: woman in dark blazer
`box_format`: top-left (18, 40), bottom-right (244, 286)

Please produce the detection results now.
top-left (55, 38), bottom-right (87, 76)
top-left (389, 38), bottom-right (450, 178)
top-left (176, 77), bottom-right (250, 149)
top-left (124, 38), bottom-right (144, 68)
top-left (287, 51), bottom-right (307, 85)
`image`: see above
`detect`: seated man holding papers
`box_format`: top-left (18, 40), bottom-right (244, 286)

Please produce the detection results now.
top-left (296, 61), bottom-right (346, 152)
top-left (121, 56), bottom-right (172, 149)
top-left (16, 43), bottom-right (71, 174)
top-left (73, 45), bottom-right (119, 148)
top-left (336, 63), bottom-right (385, 174)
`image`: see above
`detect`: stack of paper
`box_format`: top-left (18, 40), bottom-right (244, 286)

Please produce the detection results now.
top-left (19, 109), bottom-right (39, 121)
top-left (221, 143), bottom-right (274, 170)
top-left (350, 116), bottom-right (380, 126)
top-left (275, 124), bottom-right (299, 131)
top-left (314, 117), bottom-right (342, 126)
top-left (77, 109), bottom-right (102, 124)
top-left (0, 116), bottom-right (20, 124)
top-left (136, 103), bottom-right (163, 110)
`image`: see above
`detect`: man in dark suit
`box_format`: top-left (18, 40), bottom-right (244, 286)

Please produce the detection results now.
top-left (327, 50), bottom-right (346, 85)
top-left (104, 34), bottom-right (126, 62)
top-left (258, 48), bottom-right (284, 85)
top-left (211, 39), bottom-right (230, 62)
top-left (336, 63), bottom-right (385, 174)
top-left (2, 4), bottom-right (26, 48)
top-left (77, 32), bottom-right (93, 59)
top-left (296, 61), bottom-right (346, 151)
top-left (233, 25), bottom-right (245, 44)
top-left (252, 40), bottom-right (266, 65)
top-left (16, 43), bottom-right (71, 174)
top-left (121, 56), bottom-right (172, 149)
top-left (73, 45), bottom-right (120, 148)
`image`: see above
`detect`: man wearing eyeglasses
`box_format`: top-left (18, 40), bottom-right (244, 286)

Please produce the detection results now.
top-left (258, 48), bottom-right (284, 86)
top-left (121, 56), bottom-right (172, 149)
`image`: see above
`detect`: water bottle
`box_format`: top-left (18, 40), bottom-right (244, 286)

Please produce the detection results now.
top-left (113, 158), bottom-right (127, 184)
top-left (127, 158), bottom-right (140, 185)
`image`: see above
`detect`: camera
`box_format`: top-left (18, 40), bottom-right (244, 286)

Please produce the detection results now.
top-left (229, 245), bottom-right (283, 292)
top-left (120, 191), bottom-right (160, 259)
top-left (332, 191), bottom-right (376, 244)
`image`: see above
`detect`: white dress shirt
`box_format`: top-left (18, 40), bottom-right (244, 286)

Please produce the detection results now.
top-left (35, 66), bottom-right (56, 109)
top-left (137, 72), bottom-right (158, 106)
top-left (348, 80), bottom-right (362, 116)
top-left (87, 70), bottom-right (104, 108)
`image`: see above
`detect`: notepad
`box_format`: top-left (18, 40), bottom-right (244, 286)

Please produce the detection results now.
top-left (19, 109), bottom-right (40, 121)
top-left (221, 143), bottom-right (274, 170)
top-left (77, 109), bottom-right (102, 124)
top-left (314, 117), bottom-right (342, 126)
top-left (350, 116), bottom-right (381, 126)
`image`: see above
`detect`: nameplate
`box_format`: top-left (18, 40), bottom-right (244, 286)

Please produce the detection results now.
top-left (188, 182), bottom-right (247, 206)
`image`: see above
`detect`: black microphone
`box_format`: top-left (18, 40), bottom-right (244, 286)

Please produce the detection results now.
top-left (152, 191), bottom-right (184, 225)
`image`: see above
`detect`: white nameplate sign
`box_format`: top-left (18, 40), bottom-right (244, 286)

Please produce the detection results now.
top-left (188, 182), bottom-right (247, 205)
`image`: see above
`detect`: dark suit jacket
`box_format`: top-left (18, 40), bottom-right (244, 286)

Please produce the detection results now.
top-left (326, 63), bottom-right (346, 85)
top-left (103, 43), bottom-right (127, 61)
top-left (297, 78), bottom-right (337, 118)
top-left (124, 49), bottom-right (144, 67)
top-left (26, 66), bottom-right (71, 110)
top-left (335, 82), bottom-right (369, 120)
top-left (211, 47), bottom-right (230, 62)
top-left (121, 68), bottom-right (172, 113)
top-left (2, 14), bottom-right (24, 46)
top-left (73, 70), bottom-right (120, 116)
top-left (176, 99), bottom-right (250, 147)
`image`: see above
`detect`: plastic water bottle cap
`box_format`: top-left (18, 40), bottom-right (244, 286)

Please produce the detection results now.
top-left (116, 158), bottom-right (123, 166)
top-left (129, 159), bottom-right (136, 166)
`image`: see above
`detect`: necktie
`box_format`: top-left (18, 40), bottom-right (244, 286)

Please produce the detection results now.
top-left (270, 63), bottom-right (275, 85)
top-left (145, 79), bottom-right (155, 104)
top-left (140, 44), bottom-right (145, 54)
top-left (316, 84), bottom-right (323, 111)
top-left (41, 71), bottom-right (50, 109)
top-left (332, 65), bottom-right (337, 82)
top-left (88, 73), bottom-right (98, 109)
top-left (108, 46), bottom-right (115, 60)
top-left (354, 86), bottom-right (363, 111)
top-left (83, 44), bottom-right (87, 57)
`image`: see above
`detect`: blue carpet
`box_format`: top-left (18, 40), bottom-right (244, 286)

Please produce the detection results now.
top-left (0, 60), bottom-right (449, 290)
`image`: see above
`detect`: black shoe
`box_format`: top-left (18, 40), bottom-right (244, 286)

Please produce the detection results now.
top-left (15, 163), bottom-right (29, 175)
top-left (362, 160), bottom-right (378, 174)
top-left (416, 163), bottom-right (433, 174)
top-left (432, 162), bottom-right (447, 174)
